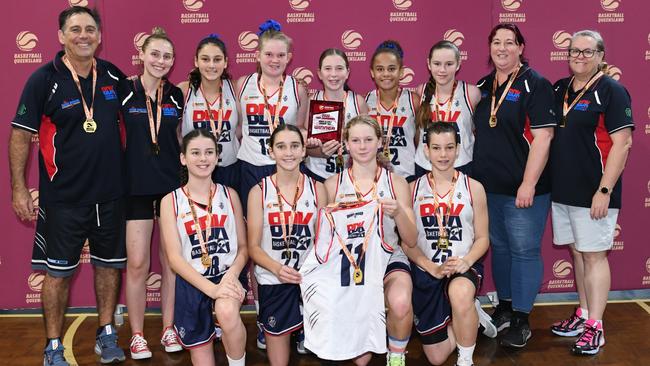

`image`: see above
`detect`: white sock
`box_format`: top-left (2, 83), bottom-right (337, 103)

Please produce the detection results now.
top-left (255, 300), bottom-right (260, 313)
top-left (227, 353), bottom-right (245, 366)
top-left (578, 307), bottom-right (589, 320)
top-left (457, 344), bottom-right (475, 366)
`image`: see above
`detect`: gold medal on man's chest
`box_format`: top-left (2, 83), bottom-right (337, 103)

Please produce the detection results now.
top-left (84, 118), bottom-right (97, 133)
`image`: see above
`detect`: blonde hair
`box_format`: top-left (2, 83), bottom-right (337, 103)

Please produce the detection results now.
top-left (258, 29), bottom-right (292, 52)
top-left (142, 26), bottom-right (175, 55)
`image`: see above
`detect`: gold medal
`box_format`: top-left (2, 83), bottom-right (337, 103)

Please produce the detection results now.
top-left (489, 115), bottom-right (497, 128)
top-left (335, 154), bottom-right (344, 169)
top-left (383, 149), bottom-right (391, 161)
top-left (353, 267), bottom-right (363, 284)
top-left (84, 118), bottom-right (97, 133)
top-left (201, 252), bottom-right (211, 268)
top-left (437, 234), bottom-right (450, 250)
top-left (151, 142), bottom-right (160, 155)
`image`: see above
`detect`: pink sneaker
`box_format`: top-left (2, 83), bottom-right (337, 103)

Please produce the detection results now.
top-left (551, 308), bottom-right (586, 337)
top-left (129, 333), bottom-right (152, 360)
top-left (572, 319), bottom-right (605, 355)
top-left (161, 327), bottom-right (183, 353)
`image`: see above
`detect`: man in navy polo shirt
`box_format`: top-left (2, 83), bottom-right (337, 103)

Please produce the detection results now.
top-left (9, 6), bottom-right (126, 365)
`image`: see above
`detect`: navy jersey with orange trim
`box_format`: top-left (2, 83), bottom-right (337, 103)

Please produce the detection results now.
top-left (119, 76), bottom-right (184, 196)
top-left (12, 51), bottom-right (126, 206)
top-left (472, 65), bottom-right (557, 196)
top-left (550, 75), bottom-right (634, 208)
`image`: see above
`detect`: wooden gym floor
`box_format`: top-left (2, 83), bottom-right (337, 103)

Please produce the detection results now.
top-left (1, 301), bottom-right (649, 365)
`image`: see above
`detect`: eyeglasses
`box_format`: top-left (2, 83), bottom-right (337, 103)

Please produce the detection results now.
top-left (568, 48), bottom-right (601, 58)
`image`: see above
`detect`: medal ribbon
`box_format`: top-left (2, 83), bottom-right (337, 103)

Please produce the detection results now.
top-left (562, 71), bottom-right (604, 122)
top-left (183, 184), bottom-right (215, 258)
top-left (427, 171), bottom-right (458, 243)
top-left (259, 75), bottom-right (285, 135)
top-left (490, 64), bottom-right (521, 123)
top-left (272, 173), bottom-right (304, 255)
top-left (376, 88), bottom-right (400, 155)
top-left (144, 77), bottom-right (164, 146)
top-left (349, 166), bottom-right (381, 201)
top-left (200, 84), bottom-right (224, 140)
top-left (433, 81), bottom-right (457, 122)
top-left (62, 55), bottom-right (97, 123)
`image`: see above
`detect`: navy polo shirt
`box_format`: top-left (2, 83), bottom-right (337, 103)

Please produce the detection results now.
top-left (119, 77), bottom-right (184, 196)
top-left (12, 51), bottom-right (126, 207)
top-left (473, 65), bottom-right (557, 196)
top-left (550, 75), bottom-right (634, 209)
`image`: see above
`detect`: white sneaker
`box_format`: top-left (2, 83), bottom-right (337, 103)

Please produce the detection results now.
top-left (129, 333), bottom-right (152, 360)
top-left (475, 298), bottom-right (497, 338)
top-left (161, 327), bottom-right (183, 353)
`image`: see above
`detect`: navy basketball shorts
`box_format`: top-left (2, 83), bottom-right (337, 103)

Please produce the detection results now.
top-left (238, 160), bottom-right (276, 216)
top-left (258, 283), bottom-right (303, 336)
top-left (411, 261), bottom-right (483, 345)
top-left (125, 194), bottom-right (164, 220)
top-left (212, 160), bottom-right (241, 190)
top-left (31, 199), bottom-right (126, 277)
top-left (385, 245), bottom-right (411, 279)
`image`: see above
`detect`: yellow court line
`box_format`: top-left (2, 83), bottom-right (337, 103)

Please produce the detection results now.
top-left (63, 314), bottom-right (87, 366)
top-left (636, 300), bottom-right (650, 315)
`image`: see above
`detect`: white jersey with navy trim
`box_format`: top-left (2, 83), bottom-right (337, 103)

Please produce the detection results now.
top-left (256, 173), bottom-right (319, 285)
top-left (305, 91), bottom-right (360, 179)
top-left (300, 200), bottom-right (392, 360)
top-left (181, 79), bottom-right (239, 167)
top-left (237, 73), bottom-right (300, 166)
top-left (172, 184), bottom-right (238, 278)
top-left (412, 172), bottom-right (474, 264)
top-left (335, 168), bottom-right (399, 247)
top-left (415, 81), bottom-right (475, 169)
top-left (366, 89), bottom-right (417, 178)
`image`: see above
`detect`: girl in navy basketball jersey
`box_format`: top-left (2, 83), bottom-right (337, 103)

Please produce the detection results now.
top-left (323, 115), bottom-right (417, 365)
top-left (549, 30), bottom-right (634, 356)
top-left (247, 124), bottom-right (327, 365)
top-left (178, 35), bottom-right (241, 189)
top-left (160, 130), bottom-right (248, 366)
top-left (120, 27), bottom-right (184, 360)
top-left (305, 48), bottom-right (368, 182)
top-left (414, 41), bottom-right (481, 178)
top-left (366, 40), bottom-right (420, 182)
top-left (406, 122), bottom-right (492, 366)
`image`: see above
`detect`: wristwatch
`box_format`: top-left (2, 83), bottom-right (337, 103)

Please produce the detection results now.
top-left (599, 186), bottom-right (610, 195)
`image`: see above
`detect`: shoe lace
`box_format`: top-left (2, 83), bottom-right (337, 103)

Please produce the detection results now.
top-left (577, 326), bottom-right (596, 346)
top-left (46, 347), bottom-right (65, 365)
top-left (556, 313), bottom-right (580, 328)
top-left (161, 328), bottom-right (178, 344)
top-left (99, 331), bottom-right (118, 348)
top-left (131, 335), bottom-right (148, 351)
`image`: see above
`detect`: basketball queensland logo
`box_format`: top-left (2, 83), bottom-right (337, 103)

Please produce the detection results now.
top-left (341, 30), bottom-right (366, 62)
top-left (643, 257), bottom-right (650, 286)
top-left (606, 65), bottom-right (622, 81)
top-left (612, 223), bottom-right (624, 251)
top-left (389, 0), bottom-right (417, 22)
top-left (399, 67), bottom-right (415, 88)
top-left (146, 272), bottom-right (162, 302)
top-left (550, 30), bottom-right (571, 62)
top-left (547, 259), bottom-right (575, 289)
top-left (499, 0), bottom-right (525, 23)
top-left (443, 29), bottom-right (468, 61)
top-left (292, 67), bottom-right (317, 95)
top-left (645, 33), bottom-right (650, 61)
top-left (645, 179), bottom-right (650, 208)
top-left (14, 31), bottom-right (42, 64)
top-left (598, 0), bottom-right (624, 23)
top-left (180, 0), bottom-right (209, 24)
top-left (68, 0), bottom-right (89, 6)
top-left (287, 0), bottom-right (314, 23)
top-left (131, 32), bottom-right (149, 66)
top-left (26, 272), bottom-right (45, 304)
top-left (236, 31), bottom-right (258, 64)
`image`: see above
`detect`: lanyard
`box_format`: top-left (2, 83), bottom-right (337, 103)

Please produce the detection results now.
top-left (200, 83), bottom-right (224, 140)
top-left (433, 81), bottom-right (457, 122)
top-left (561, 71), bottom-right (604, 127)
top-left (427, 171), bottom-right (458, 249)
top-left (271, 173), bottom-right (303, 256)
top-left (143, 77), bottom-right (163, 155)
top-left (489, 64), bottom-right (521, 128)
top-left (183, 184), bottom-right (215, 268)
top-left (259, 75), bottom-right (285, 134)
top-left (349, 166), bottom-right (381, 201)
top-left (62, 55), bottom-right (97, 133)
top-left (376, 88), bottom-right (400, 157)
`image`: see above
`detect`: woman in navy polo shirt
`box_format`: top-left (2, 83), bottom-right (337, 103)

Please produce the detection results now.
top-left (549, 30), bottom-right (633, 356)
top-left (472, 23), bottom-right (556, 348)
top-left (120, 27), bottom-right (185, 360)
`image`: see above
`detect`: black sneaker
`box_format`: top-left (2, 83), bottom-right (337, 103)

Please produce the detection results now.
top-left (491, 306), bottom-right (512, 332)
top-left (500, 316), bottom-right (531, 348)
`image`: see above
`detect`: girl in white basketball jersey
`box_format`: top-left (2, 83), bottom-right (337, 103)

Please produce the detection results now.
top-left (406, 122), bottom-right (490, 366)
top-left (305, 48), bottom-right (368, 182)
top-left (178, 34), bottom-right (241, 189)
top-left (414, 41), bottom-right (481, 178)
top-left (248, 124), bottom-right (327, 365)
top-left (236, 20), bottom-right (309, 210)
top-left (366, 40), bottom-right (420, 182)
top-left (323, 115), bottom-right (417, 365)
top-left (160, 129), bottom-right (248, 366)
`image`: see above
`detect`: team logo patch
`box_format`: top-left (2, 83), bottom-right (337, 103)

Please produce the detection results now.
top-left (574, 99), bottom-right (590, 111)
top-left (505, 88), bottom-right (521, 102)
top-left (178, 327), bottom-right (186, 339)
top-left (61, 99), bottom-right (80, 109)
top-left (162, 104), bottom-right (178, 117)
top-left (128, 107), bottom-right (147, 114)
top-left (268, 316), bottom-right (277, 328)
top-left (101, 85), bottom-right (117, 100)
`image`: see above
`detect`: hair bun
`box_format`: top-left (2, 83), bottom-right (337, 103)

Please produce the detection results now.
top-left (151, 26), bottom-right (167, 37)
top-left (377, 40), bottom-right (404, 59)
top-left (258, 19), bottom-right (282, 36)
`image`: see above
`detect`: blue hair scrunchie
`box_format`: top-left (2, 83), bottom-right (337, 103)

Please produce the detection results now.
top-left (206, 33), bottom-right (220, 40)
top-left (257, 19), bottom-right (281, 36)
top-left (378, 42), bottom-right (404, 59)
